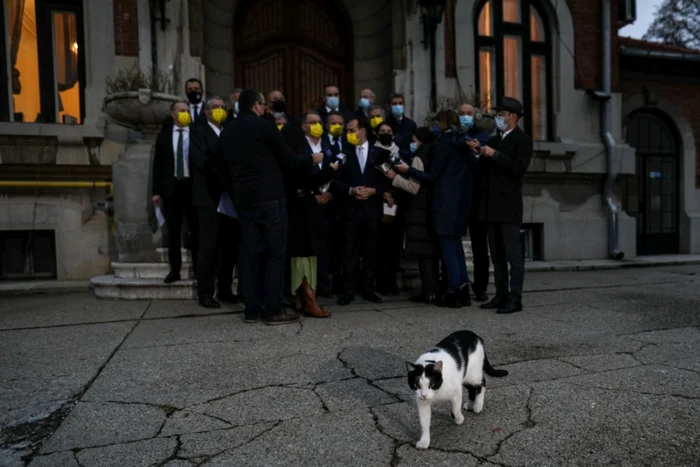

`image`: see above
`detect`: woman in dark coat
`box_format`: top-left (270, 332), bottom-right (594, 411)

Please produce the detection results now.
top-left (282, 113), bottom-right (339, 318)
top-left (383, 127), bottom-right (439, 303)
top-left (395, 110), bottom-right (475, 308)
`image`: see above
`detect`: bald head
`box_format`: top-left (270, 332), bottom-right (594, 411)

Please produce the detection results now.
top-left (458, 104), bottom-right (475, 117)
top-left (268, 90), bottom-right (285, 102)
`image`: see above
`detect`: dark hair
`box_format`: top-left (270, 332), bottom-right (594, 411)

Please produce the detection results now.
top-left (302, 110), bottom-right (321, 123)
top-left (350, 116), bottom-right (369, 132)
top-left (413, 126), bottom-right (436, 144)
top-left (390, 92), bottom-right (404, 101)
top-left (170, 100), bottom-right (187, 110)
top-left (328, 110), bottom-right (345, 121)
top-left (435, 109), bottom-right (459, 133)
top-left (238, 88), bottom-right (263, 112)
top-left (377, 122), bottom-right (394, 133)
top-left (185, 78), bottom-right (203, 89)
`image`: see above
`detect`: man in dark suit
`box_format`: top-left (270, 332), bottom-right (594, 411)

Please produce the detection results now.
top-left (190, 96), bottom-right (239, 308)
top-left (459, 103), bottom-right (492, 303)
top-left (385, 92), bottom-right (417, 151)
top-left (331, 117), bottom-right (390, 305)
top-left (317, 85), bottom-right (355, 124)
top-left (152, 101), bottom-right (199, 283)
top-left (218, 88), bottom-right (323, 325)
top-left (185, 78), bottom-right (208, 127)
top-left (470, 97), bottom-right (533, 314)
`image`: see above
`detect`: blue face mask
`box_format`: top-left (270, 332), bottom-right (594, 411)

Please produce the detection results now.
top-left (495, 116), bottom-right (507, 131)
top-left (391, 105), bottom-right (404, 117)
top-left (326, 96), bottom-right (339, 109)
top-left (234, 101), bottom-right (239, 114)
top-left (460, 115), bottom-right (474, 130)
top-left (432, 125), bottom-right (440, 136)
top-left (359, 97), bottom-right (370, 109)
top-left (409, 142), bottom-right (418, 153)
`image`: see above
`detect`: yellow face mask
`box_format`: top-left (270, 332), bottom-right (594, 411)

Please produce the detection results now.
top-left (329, 124), bottom-right (344, 137)
top-left (346, 132), bottom-right (360, 146)
top-left (176, 111), bottom-right (192, 127)
top-left (212, 108), bottom-right (227, 124)
top-left (277, 124), bottom-right (284, 131)
top-left (370, 116), bottom-right (383, 129)
top-left (309, 122), bottom-right (324, 138)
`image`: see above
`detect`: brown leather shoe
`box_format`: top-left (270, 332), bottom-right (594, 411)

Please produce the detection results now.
top-left (301, 279), bottom-right (331, 318)
top-left (263, 311), bottom-right (301, 325)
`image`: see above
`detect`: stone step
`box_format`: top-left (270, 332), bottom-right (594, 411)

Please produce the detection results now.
top-left (157, 248), bottom-right (193, 264)
top-left (90, 275), bottom-right (196, 300)
top-left (112, 262), bottom-right (195, 279)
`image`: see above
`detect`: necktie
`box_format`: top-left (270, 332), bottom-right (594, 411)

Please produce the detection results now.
top-left (357, 145), bottom-right (365, 174)
top-left (176, 129), bottom-right (184, 178)
top-left (193, 105), bottom-right (199, 122)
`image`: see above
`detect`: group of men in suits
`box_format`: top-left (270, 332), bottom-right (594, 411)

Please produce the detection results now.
top-left (151, 76), bottom-right (532, 322)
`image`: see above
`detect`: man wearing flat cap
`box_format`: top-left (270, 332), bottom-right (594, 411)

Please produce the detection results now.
top-left (468, 97), bottom-right (532, 314)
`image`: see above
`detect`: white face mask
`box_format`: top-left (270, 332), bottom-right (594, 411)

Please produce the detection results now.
top-left (495, 115), bottom-right (509, 131)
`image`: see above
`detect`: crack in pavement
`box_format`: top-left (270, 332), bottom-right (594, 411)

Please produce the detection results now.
top-left (558, 381), bottom-right (700, 400)
top-left (2, 301), bottom-right (154, 465)
top-left (154, 435), bottom-right (182, 467)
top-left (202, 420), bottom-right (283, 463)
top-left (617, 325), bottom-right (700, 339)
top-left (486, 385), bottom-right (535, 463)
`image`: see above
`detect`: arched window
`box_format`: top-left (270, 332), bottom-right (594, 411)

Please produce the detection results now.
top-left (475, 0), bottom-right (553, 141)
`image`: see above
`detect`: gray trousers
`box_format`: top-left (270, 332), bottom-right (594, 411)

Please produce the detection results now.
top-left (487, 223), bottom-right (524, 302)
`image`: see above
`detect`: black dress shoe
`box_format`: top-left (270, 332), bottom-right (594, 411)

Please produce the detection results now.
top-left (243, 310), bottom-right (261, 323)
top-left (164, 272), bottom-right (181, 284)
top-left (198, 297), bottom-right (222, 309)
top-left (337, 293), bottom-right (355, 306)
top-left (362, 292), bottom-right (383, 303)
top-left (473, 291), bottom-right (489, 302)
top-left (480, 297), bottom-right (507, 310)
top-left (459, 285), bottom-right (472, 307)
top-left (217, 293), bottom-right (239, 304)
top-left (436, 292), bottom-right (462, 309)
top-left (497, 302), bottom-right (523, 314)
top-left (409, 294), bottom-right (435, 304)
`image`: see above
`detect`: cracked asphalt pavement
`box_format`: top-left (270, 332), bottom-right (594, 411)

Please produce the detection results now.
top-left (1, 264), bottom-right (699, 466)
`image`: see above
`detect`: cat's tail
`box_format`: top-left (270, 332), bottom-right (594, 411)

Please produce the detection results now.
top-left (483, 355), bottom-right (509, 377)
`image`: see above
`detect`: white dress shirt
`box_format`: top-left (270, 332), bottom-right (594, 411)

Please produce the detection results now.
top-left (208, 121), bottom-right (222, 136)
top-left (501, 127), bottom-right (515, 140)
top-left (328, 135), bottom-right (343, 151)
top-left (190, 103), bottom-right (203, 122)
top-left (306, 136), bottom-right (331, 193)
top-left (357, 141), bottom-right (369, 173)
top-left (172, 126), bottom-right (190, 178)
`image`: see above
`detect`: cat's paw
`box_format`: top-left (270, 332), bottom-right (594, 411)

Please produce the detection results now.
top-left (416, 438), bottom-right (430, 450)
top-left (472, 402), bottom-right (484, 414)
top-left (454, 413), bottom-right (465, 425)
top-left (463, 402), bottom-right (473, 412)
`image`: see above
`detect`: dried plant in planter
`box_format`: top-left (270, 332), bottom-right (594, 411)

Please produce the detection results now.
top-left (105, 65), bottom-right (176, 95)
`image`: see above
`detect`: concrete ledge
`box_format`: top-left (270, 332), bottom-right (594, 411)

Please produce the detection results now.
top-left (525, 254), bottom-right (700, 272)
top-left (90, 276), bottom-right (196, 300)
top-left (112, 262), bottom-right (194, 279)
top-left (0, 280), bottom-right (90, 296)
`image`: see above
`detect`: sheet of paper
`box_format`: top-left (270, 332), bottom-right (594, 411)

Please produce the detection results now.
top-left (383, 203), bottom-right (397, 216)
top-left (155, 206), bottom-right (166, 227)
top-left (217, 192), bottom-right (238, 219)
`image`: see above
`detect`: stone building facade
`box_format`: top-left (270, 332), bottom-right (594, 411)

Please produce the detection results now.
top-left (0, 0), bottom-right (699, 281)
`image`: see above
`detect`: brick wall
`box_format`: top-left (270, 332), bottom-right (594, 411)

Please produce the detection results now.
top-left (568, 0), bottom-right (620, 91)
top-left (113, 0), bottom-right (139, 57)
top-left (621, 76), bottom-right (700, 187)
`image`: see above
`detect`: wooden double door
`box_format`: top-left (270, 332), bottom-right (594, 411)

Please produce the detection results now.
top-left (234, 0), bottom-right (353, 117)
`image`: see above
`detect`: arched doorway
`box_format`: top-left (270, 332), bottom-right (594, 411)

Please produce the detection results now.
top-left (233, 0), bottom-right (353, 117)
top-left (623, 110), bottom-right (681, 255)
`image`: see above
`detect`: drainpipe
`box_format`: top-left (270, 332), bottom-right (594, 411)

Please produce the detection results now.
top-left (601, 0), bottom-right (624, 260)
top-left (149, 0), bottom-right (158, 85)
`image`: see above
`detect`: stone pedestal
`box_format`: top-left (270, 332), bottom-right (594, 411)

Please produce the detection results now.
top-left (112, 141), bottom-right (160, 262)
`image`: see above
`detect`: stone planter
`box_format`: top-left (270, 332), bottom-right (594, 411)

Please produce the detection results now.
top-left (103, 89), bottom-right (182, 139)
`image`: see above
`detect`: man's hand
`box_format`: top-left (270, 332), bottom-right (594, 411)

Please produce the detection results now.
top-left (480, 146), bottom-right (496, 157)
top-left (330, 161), bottom-right (340, 171)
top-left (395, 161), bottom-right (409, 174)
top-left (468, 139), bottom-right (481, 154)
top-left (151, 195), bottom-right (161, 206)
top-left (384, 192), bottom-right (395, 207)
top-left (385, 169), bottom-right (397, 179)
top-left (315, 192), bottom-right (332, 204)
top-left (312, 152), bottom-right (324, 164)
top-left (355, 187), bottom-right (377, 200)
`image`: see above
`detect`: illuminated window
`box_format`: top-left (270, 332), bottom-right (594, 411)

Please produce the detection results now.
top-left (475, 0), bottom-right (552, 141)
top-left (1, 0), bottom-right (84, 124)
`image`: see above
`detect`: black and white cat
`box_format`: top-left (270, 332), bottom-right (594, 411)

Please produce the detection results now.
top-left (406, 330), bottom-right (508, 449)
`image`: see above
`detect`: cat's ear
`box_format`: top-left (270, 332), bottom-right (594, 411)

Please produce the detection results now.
top-left (432, 360), bottom-right (443, 373)
top-left (405, 361), bottom-right (416, 373)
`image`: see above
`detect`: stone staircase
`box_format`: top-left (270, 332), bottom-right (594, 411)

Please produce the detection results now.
top-left (91, 248), bottom-right (197, 299)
